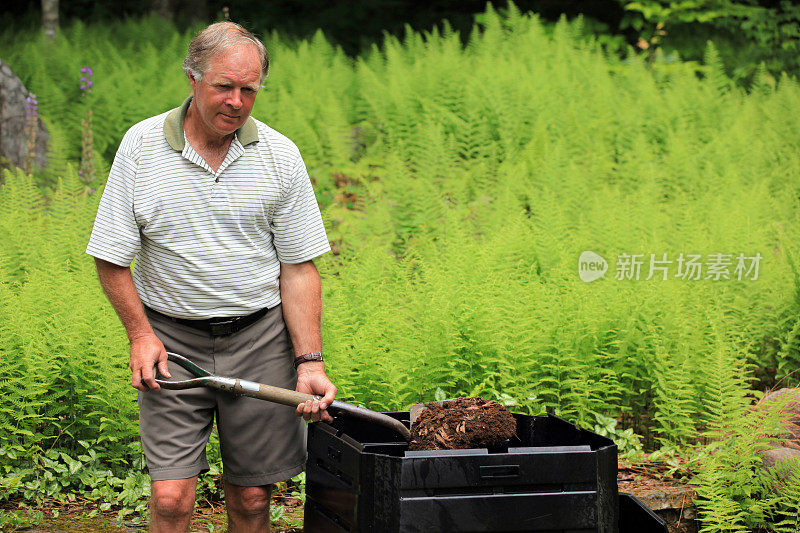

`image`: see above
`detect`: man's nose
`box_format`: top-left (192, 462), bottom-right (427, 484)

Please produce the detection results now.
top-left (226, 88), bottom-right (242, 109)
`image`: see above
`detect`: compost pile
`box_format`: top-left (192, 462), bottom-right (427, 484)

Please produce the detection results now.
top-left (408, 397), bottom-right (517, 451)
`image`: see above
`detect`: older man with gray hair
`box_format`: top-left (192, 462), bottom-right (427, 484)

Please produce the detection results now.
top-left (87, 21), bottom-right (336, 532)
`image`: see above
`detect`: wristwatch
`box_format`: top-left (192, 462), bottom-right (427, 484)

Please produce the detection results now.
top-left (294, 352), bottom-right (324, 369)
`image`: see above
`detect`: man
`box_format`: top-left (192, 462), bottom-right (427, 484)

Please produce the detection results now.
top-left (86, 22), bottom-right (336, 533)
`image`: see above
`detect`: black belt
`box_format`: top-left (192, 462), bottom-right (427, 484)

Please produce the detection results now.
top-left (144, 306), bottom-right (271, 336)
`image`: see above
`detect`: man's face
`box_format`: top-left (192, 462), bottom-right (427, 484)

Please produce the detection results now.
top-left (189, 46), bottom-right (262, 138)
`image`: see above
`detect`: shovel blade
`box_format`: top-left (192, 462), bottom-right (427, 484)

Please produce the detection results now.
top-left (409, 399), bottom-right (460, 427)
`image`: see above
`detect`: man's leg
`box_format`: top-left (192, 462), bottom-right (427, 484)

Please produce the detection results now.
top-left (149, 477), bottom-right (197, 533)
top-left (214, 305), bottom-right (305, 530)
top-left (225, 480), bottom-right (271, 533)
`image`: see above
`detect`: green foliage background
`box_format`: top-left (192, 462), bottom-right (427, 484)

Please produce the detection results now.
top-left (2, 4), bottom-right (800, 530)
top-left (612, 0), bottom-right (800, 81)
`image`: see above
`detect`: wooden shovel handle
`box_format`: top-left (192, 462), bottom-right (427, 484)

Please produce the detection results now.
top-left (232, 378), bottom-right (316, 406)
top-left (231, 378), bottom-right (411, 441)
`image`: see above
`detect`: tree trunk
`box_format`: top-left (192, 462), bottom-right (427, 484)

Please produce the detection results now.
top-left (184, 0), bottom-right (208, 24)
top-left (153, 0), bottom-right (174, 21)
top-left (0, 59), bottom-right (49, 173)
top-left (41, 0), bottom-right (59, 42)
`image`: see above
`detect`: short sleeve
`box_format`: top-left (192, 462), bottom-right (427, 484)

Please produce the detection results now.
top-left (85, 150), bottom-right (141, 266)
top-left (270, 152), bottom-right (331, 264)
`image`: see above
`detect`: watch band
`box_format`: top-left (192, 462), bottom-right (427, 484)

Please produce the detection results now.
top-left (294, 352), bottom-right (323, 369)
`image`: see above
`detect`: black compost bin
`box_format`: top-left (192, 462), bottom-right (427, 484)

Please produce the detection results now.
top-left (619, 493), bottom-right (668, 532)
top-left (304, 411), bottom-right (665, 532)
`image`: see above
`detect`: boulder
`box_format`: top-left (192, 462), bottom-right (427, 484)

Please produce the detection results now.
top-left (758, 388), bottom-right (800, 486)
top-left (0, 58), bottom-right (48, 172)
top-left (761, 446), bottom-right (800, 469)
top-left (761, 387), bottom-right (800, 450)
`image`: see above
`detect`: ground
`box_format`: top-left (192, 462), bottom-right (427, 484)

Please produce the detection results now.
top-left (619, 459), bottom-right (699, 533)
top-left (3, 486), bottom-right (303, 533)
top-left (5, 456), bottom-right (699, 532)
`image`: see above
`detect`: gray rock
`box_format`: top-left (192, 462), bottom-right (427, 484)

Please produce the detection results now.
top-left (0, 58), bottom-right (49, 172)
top-left (762, 446), bottom-right (800, 469)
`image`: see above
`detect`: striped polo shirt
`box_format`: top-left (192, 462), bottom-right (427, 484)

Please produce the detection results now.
top-left (86, 96), bottom-right (330, 319)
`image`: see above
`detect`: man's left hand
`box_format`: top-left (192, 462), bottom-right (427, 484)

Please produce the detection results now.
top-left (295, 362), bottom-right (337, 423)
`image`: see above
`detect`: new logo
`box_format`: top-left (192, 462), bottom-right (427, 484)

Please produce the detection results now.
top-left (578, 251), bottom-right (607, 282)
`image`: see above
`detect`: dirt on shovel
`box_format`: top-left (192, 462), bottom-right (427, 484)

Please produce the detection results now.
top-left (408, 397), bottom-right (517, 451)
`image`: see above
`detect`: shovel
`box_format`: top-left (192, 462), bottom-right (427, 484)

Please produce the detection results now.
top-left (155, 352), bottom-right (411, 441)
top-left (409, 400), bottom-right (441, 427)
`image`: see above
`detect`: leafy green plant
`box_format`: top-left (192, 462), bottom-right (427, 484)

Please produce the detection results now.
top-left (594, 413), bottom-right (644, 454)
top-left (616, 0), bottom-right (800, 80)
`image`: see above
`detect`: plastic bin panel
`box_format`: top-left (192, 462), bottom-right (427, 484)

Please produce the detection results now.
top-left (618, 493), bottom-right (668, 533)
top-left (400, 451), bottom-right (599, 491)
top-left (398, 491), bottom-right (600, 532)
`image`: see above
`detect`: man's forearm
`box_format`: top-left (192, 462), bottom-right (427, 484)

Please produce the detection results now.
top-left (281, 259), bottom-right (335, 422)
top-left (94, 258), bottom-right (154, 342)
top-left (279, 260), bottom-right (323, 358)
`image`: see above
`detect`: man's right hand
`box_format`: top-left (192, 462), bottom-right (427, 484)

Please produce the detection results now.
top-left (129, 333), bottom-right (170, 391)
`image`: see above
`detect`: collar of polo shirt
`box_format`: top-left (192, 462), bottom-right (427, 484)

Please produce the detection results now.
top-left (163, 95), bottom-right (260, 151)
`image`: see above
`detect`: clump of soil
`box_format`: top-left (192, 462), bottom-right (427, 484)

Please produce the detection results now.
top-left (408, 397), bottom-right (517, 451)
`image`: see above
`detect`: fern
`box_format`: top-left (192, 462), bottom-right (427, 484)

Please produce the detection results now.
top-left (694, 391), bottom-right (800, 532)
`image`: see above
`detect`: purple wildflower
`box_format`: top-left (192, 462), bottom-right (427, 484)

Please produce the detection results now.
top-left (25, 93), bottom-right (38, 121)
top-left (25, 94), bottom-right (39, 119)
top-left (79, 70), bottom-right (95, 183)
top-left (24, 93), bottom-right (39, 172)
top-left (79, 66), bottom-right (93, 95)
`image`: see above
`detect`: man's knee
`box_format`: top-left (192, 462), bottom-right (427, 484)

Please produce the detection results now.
top-left (151, 479), bottom-right (196, 518)
top-left (227, 484), bottom-right (271, 517)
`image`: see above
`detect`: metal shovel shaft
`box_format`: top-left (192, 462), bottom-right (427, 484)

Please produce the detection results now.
top-left (327, 400), bottom-right (411, 441)
top-left (157, 366), bottom-right (411, 441)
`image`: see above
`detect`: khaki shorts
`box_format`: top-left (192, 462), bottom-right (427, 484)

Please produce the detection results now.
top-left (139, 304), bottom-right (306, 486)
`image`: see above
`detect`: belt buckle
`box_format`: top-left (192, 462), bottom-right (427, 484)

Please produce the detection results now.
top-left (210, 317), bottom-right (238, 336)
